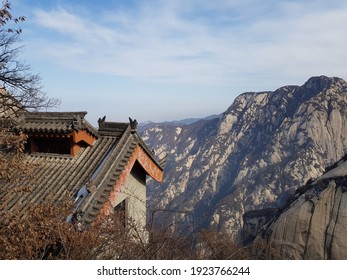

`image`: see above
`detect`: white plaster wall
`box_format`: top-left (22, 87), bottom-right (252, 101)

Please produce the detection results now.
top-left (112, 162), bottom-right (147, 235)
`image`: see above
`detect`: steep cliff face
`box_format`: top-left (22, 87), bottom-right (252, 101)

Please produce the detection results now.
top-left (262, 155), bottom-right (347, 259)
top-left (142, 76), bottom-right (347, 238)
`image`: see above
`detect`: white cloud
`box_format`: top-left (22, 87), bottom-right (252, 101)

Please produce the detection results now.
top-left (29, 0), bottom-right (347, 88)
top-left (34, 8), bottom-right (124, 45)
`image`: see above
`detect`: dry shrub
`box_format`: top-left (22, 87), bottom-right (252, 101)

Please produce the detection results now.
top-left (0, 203), bottom-right (96, 259)
top-left (0, 203), bottom-right (191, 260)
top-left (0, 204), bottom-right (279, 260)
top-left (197, 230), bottom-right (250, 260)
top-left (143, 228), bottom-right (196, 260)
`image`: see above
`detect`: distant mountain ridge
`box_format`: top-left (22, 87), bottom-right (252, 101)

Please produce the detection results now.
top-left (138, 114), bottom-right (221, 133)
top-left (141, 76), bottom-right (347, 238)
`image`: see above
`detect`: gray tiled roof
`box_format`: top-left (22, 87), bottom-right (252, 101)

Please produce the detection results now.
top-left (14, 111), bottom-right (98, 137)
top-left (0, 113), bottom-right (163, 223)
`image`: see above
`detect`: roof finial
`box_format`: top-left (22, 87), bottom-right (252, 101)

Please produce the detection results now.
top-left (98, 115), bottom-right (106, 124)
top-left (129, 117), bottom-right (138, 133)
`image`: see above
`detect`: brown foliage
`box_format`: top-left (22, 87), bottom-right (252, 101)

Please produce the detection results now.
top-left (0, 203), bottom-right (259, 260)
top-left (196, 230), bottom-right (250, 259)
top-left (0, 204), bottom-right (190, 260)
top-left (0, 203), bottom-right (97, 259)
top-left (0, 0), bottom-right (25, 33)
top-left (143, 228), bottom-right (196, 259)
top-left (0, 129), bottom-right (32, 181)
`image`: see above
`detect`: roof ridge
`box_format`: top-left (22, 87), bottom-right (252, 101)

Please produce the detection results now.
top-left (18, 111), bottom-right (88, 121)
top-left (14, 111), bottom-right (99, 137)
top-left (97, 118), bottom-right (130, 137)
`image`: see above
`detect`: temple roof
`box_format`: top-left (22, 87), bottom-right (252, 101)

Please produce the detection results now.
top-left (0, 112), bottom-right (164, 223)
top-left (14, 111), bottom-right (99, 137)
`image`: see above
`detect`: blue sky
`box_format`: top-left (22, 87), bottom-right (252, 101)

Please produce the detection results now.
top-left (11, 0), bottom-right (347, 124)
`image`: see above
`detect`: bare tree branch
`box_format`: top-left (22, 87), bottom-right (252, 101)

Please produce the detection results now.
top-left (0, 1), bottom-right (60, 117)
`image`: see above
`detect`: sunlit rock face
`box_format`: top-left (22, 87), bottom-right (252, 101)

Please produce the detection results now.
top-left (261, 155), bottom-right (347, 259)
top-left (141, 76), bottom-right (347, 239)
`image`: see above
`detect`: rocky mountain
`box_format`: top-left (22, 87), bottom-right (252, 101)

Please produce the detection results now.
top-left (141, 76), bottom-right (347, 238)
top-left (245, 154), bottom-right (347, 259)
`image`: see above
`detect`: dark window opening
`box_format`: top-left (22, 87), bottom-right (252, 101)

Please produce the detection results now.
top-left (29, 137), bottom-right (72, 155)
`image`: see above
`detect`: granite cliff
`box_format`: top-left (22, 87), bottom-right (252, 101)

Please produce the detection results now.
top-left (245, 154), bottom-right (347, 259)
top-left (141, 76), bottom-right (347, 239)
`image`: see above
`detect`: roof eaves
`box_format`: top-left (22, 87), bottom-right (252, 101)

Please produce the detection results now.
top-left (134, 133), bottom-right (165, 170)
top-left (13, 111), bottom-right (99, 137)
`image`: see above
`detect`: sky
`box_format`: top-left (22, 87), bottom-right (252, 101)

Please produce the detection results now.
top-left (10, 0), bottom-right (347, 124)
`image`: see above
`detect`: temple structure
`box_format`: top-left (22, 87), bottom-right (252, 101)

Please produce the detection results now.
top-left (0, 111), bottom-right (164, 233)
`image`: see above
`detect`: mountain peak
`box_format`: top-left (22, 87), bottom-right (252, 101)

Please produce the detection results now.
top-left (303, 75), bottom-right (346, 90)
top-left (141, 76), bottom-right (347, 241)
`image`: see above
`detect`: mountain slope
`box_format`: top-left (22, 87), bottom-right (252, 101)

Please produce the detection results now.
top-left (141, 76), bottom-right (347, 238)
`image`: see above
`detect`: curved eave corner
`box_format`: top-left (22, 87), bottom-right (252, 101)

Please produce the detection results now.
top-left (135, 144), bottom-right (164, 183)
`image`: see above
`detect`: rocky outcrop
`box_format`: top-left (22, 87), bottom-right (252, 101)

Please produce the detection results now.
top-left (241, 208), bottom-right (278, 245)
top-left (259, 155), bottom-right (347, 259)
top-left (142, 76), bottom-right (347, 238)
